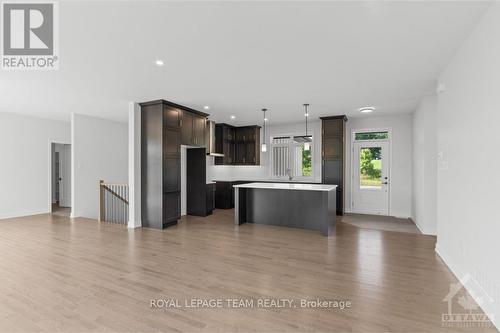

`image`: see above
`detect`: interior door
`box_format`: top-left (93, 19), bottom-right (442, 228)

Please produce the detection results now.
top-left (352, 141), bottom-right (389, 215)
top-left (59, 145), bottom-right (72, 208)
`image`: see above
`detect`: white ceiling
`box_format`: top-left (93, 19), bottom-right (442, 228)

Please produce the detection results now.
top-left (0, 1), bottom-right (490, 125)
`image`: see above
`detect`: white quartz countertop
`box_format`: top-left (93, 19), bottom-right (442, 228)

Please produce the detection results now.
top-left (233, 182), bottom-right (337, 192)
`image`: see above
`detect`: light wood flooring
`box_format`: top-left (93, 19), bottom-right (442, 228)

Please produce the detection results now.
top-left (0, 209), bottom-right (496, 333)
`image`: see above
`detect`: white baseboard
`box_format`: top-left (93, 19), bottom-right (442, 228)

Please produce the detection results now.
top-left (435, 243), bottom-right (499, 331)
top-left (410, 217), bottom-right (427, 235)
top-left (409, 216), bottom-right (437, 236)
top-left (0, 209), bottom-right (50, 220)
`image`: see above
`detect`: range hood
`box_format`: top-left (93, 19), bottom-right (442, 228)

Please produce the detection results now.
top-left (205, 120), bottom-right (224, 157)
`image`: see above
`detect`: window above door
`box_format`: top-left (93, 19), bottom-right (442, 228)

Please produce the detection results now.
top-left (354, 131), bottom-right (389, 141)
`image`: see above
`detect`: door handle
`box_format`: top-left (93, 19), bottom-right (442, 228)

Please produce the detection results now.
top-left (383, 182), bottom-right (389, 185)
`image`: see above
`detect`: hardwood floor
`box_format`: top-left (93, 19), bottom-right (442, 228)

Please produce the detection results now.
top-left (0, 210), bottom-right (495, 332)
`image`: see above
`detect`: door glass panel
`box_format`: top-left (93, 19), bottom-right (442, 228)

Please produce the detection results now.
top-left (359, 147), bottom-right (382, 189)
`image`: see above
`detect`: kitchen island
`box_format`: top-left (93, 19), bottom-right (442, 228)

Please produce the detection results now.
top-left (233, 182), bottom-right (337, 236)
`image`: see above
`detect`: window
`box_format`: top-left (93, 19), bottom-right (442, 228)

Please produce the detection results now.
top-left (355, 131), bottom-right (389, 141)
top-left (271, 136), bottom-right (312, 179)
top-left (359, 147), bottom-right (382, 188)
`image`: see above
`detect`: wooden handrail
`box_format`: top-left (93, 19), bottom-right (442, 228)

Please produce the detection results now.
top-left (101, 182), bottom-right (128, 186)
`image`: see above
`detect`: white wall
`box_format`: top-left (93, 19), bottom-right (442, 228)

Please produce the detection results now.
top-left (128, 102), bottom-right (141, 228)
top-left (436, 2), bottom-right (500, 328)
top-left (412, 95), bottom-right (437, 235)
top-left (345, 114), bottom-right (413, 218)
top-left (0, 113), bottom-right (70, 219)
top-left (71, 113), bottom-right (128, 219)
top-left (208, 121), bottom-right (322, 183)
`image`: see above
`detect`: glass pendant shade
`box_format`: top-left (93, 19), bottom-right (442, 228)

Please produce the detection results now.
top-left (261, 143), bottom-right (267, 152)
top-left (304, 142), bottom-right (310, 151)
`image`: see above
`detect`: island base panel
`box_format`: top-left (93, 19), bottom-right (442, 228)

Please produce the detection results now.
top-left (235, 187), bottom-right (336, 236)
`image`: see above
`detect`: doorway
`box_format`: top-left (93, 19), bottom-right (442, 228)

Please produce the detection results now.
top-left (51, 143), bottom-right (71, 215)
top-left (352, 132), bottom-right (390, 215)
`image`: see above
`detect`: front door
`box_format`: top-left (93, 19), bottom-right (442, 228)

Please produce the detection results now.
top-left (352, 141), bottom-right (389, 215)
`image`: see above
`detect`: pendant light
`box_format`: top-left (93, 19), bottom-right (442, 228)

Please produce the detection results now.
top-left (261, 108), bottom-right (268, 152)
top-left (293, 104), bottom-right (312, 149)
top-left (303, 104), bottom-right (311, 151)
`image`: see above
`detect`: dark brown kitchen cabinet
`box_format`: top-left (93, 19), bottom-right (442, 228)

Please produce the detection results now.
top-left (215, 181), bottom-right (237, 209)
top-left (215, 123), bottom-right (235, 165)
top-left (244, 127), bottom-right (259, 165)
top-left (180, 111), bottom-right (193, 145)
top-left (215, 124), bottom-right (260, 165)
top-left (320, 115), bottom-right (347, 216)
top-left (234, 128), bottom-right (246, 164)
top-left (181, 110), bottom-right (206, 146)
top-left (235, 126), bottom-right (261, 165)
top-left (193, 115), bottom-right (206, 146)
top-left (205, 183), bottom-right (216, 215)
top-left (141, 100), bottom-right (209, 229)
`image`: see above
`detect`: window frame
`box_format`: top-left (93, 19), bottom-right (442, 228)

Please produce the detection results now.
top-left (269, 134), bottom-right (314, 181)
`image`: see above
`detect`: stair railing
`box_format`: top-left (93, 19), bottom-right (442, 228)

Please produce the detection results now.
top-left (99, 180), bottom-right (129, 224)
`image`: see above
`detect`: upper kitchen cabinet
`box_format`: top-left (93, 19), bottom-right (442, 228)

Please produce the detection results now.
top-left (320, 115), bottom-right (347, 216)
top-left (243, 126), bottom-right (260, 165)
top-left (234, 126), bottom-right (260, 165)
top-left (180, 111), bottom-right (193, 145)
top-left (215, 123), bottom-right (235, 165)
top-left (180, 109), bottom-right (208, 146)
top-left (193, 114), bottom-right (206, 146)
top-left (215, 124), bottom-right (260, 165)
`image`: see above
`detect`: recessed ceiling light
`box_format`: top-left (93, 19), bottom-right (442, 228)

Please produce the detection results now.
top-left (155, 60), bottom-right (164, 66)
top-left (359, 107), bottom-right (375, 113)
top-left (204, 106), bottom-right (210, 110)
top-left (230, 115), bottom-right (236, 119)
